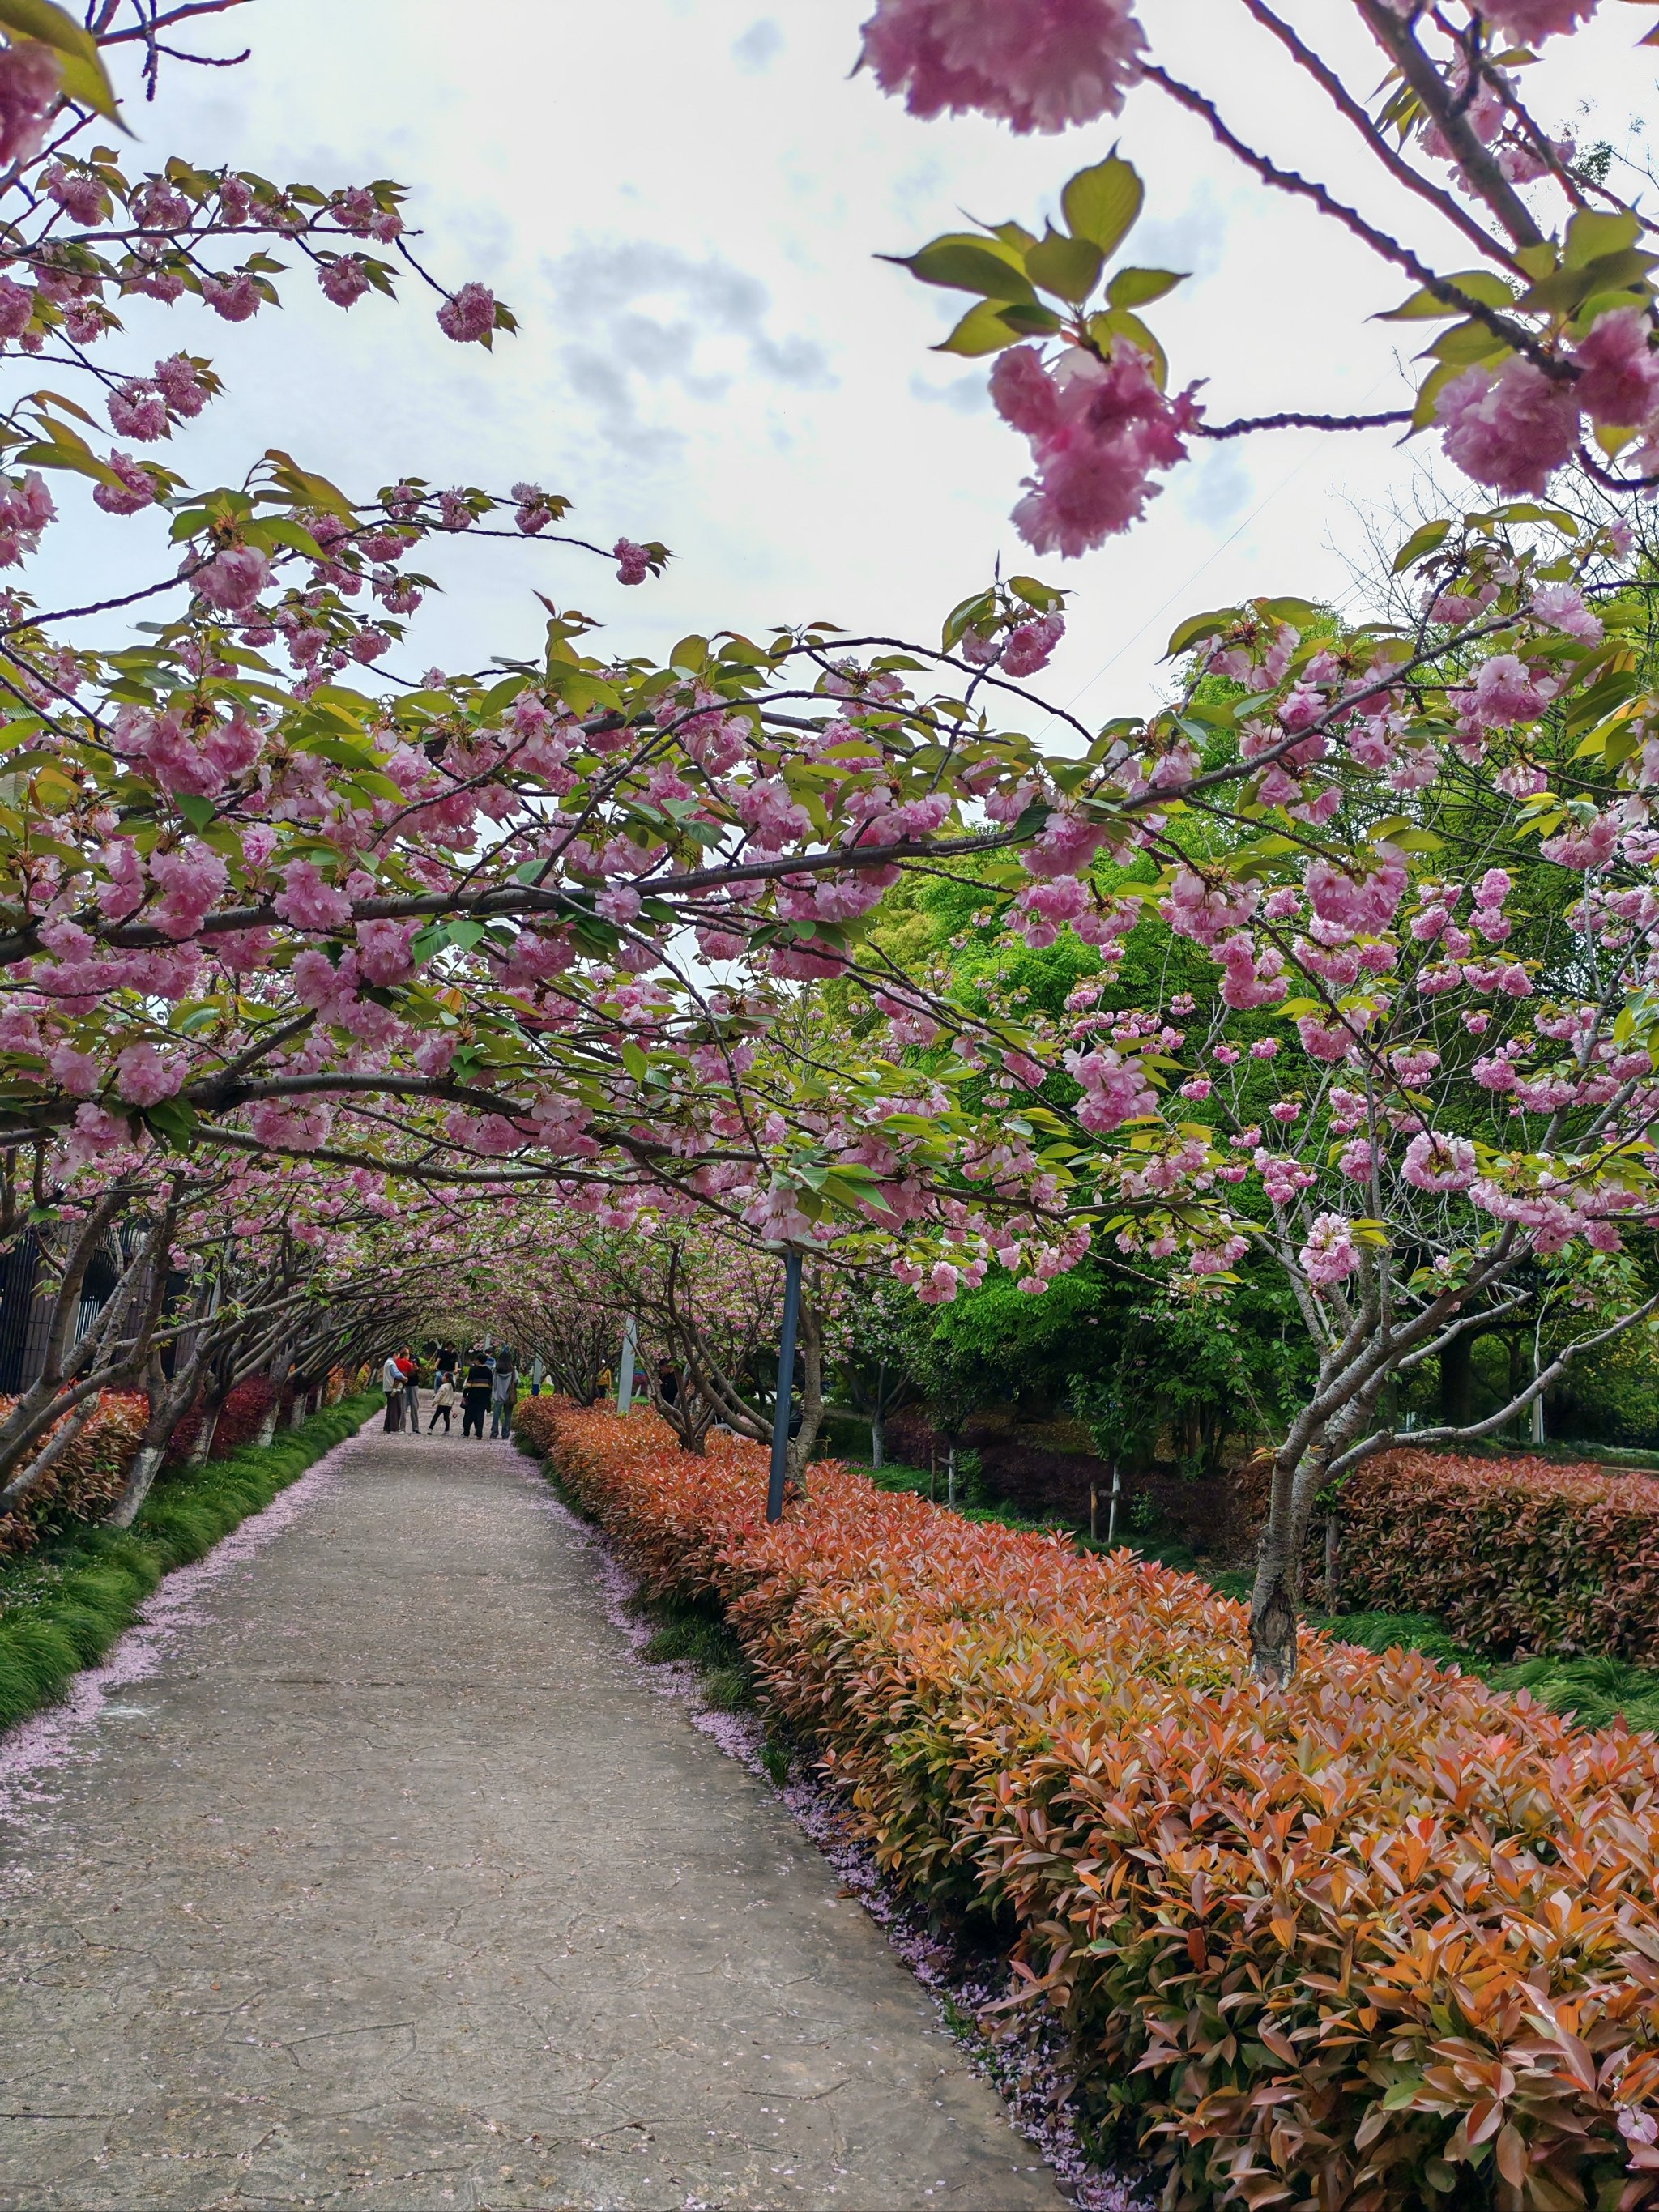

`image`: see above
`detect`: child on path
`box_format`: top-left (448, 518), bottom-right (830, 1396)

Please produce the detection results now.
top-left (431, 1370), bottom-right (455, 1434)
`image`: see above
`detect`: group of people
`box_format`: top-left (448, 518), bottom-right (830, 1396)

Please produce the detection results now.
top-left (379, 1345), bottom-right (522, 1439)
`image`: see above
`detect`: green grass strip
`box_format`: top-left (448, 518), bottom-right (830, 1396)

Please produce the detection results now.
top-left (0, 1390), bottom-right (380, 1736)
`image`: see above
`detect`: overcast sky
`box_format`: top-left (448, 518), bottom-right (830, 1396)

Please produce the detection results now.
top-left (61, 1), bottom-right (1659, 729)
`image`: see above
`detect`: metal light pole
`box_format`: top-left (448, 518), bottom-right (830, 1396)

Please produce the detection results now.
top-left (616, 1314), bottom-right (638, 1416)
top-left (766, 1247), bottom-right (803, 1524)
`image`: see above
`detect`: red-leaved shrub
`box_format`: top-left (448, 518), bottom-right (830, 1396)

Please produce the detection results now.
top-left (0, 1389), bottom-right (147, 1556)
top-left (1242, 1448), bottom-right (1659, 1661)
top-left (164, 1375), bottom-right (277, 1468)
top-left (518, 1398), bottom-right (1659, 2212)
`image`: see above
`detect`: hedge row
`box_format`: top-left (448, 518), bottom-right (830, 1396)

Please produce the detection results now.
top-left (0, 1389), bottom-right (149, 1558)
top-left (0, 1390), bottom-right (378, 1734)
top-left (518, 1397), bottom-right (1659, 2212)
top-left (1241, 1449), bottom-right (1659, 1663)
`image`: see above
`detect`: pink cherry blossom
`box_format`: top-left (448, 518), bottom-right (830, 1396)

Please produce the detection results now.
top-left (42, 162), bottom-right (106, 223)
top-left (200, 272), bottom-right (262, 322)
top-left (0, 275), bottom-right (33, 339)
top-left (1529, 582), bottom-right (1601, 641)
top-left (1401, 1131), bottom-right (1478, 1192)
top-left (318, 254), bottom-right (372, 309)
top-left (93, 451), bottom-right (157, 517)
top-left (859, 0), bottom-right (1146, 134)
top-left (114, 1041), bottom-right (186, 1106)
top-left (437, 281), bottom-right (496, 343)
top-left (1299, 1213), bottom-right (1361, 1286)
top-left (996, 343), bottom-right (1199, 556)
top-left (153, 353), bottom-right (210, 416)
top-left (149, 842), bottom-right (229, 940)
top-left (1304, 846), bottom-right (1407, 932)
top-left (0, 40), bottom-right (61, 168)
top-left (614, 537), bottom-right (651, 586)
top-left (1000, 610), bottom-right (1064, 676)
top-left (194, 546), bottom-right (271, 612)
top-left (46, 1041), bottom-right (98, 1096)
top-left (1571, 305), bottom-right (1659, 428)
top-left (1435, 355), bottom-right (1578, 495)
top-left (1485, 0), bottom-right (1597, 41)
top-left (109, 381), bottom-right (169, 442)
top-left (1464, 653), bottom-right (1554, 727)
top-left (273, 857), bottom-right (353, 931)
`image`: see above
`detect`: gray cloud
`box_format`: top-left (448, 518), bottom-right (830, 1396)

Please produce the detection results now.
top-left (907, 369), bottom-right (991, 416)
top-left (731, 18), bottom-right (783, 72)
top-left (545, 239), bottom-right (834, 455)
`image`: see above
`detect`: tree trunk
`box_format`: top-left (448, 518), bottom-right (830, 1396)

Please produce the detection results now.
top-left (1439, 1329), bottom-right (1474, 1426)
top-left (870, 1406), bottom-right (885, 1470)
top-left (1248, 1444), bottom-right (1312, 1688)
top-left (254, 1399), bottom-right (280, 1448)
top-left (186, 1395), bottom-right (222, 1467)
top-left (1324, 1510), bottom-right (1340, 1613)
top-left (107, 1442), bottom-right (164, 1529)
top-left (783, 1285), bottom-right (825, 1484)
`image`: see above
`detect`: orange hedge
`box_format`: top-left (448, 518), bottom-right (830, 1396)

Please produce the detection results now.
top-left (0, 1388), bottom-right (147, 1556)
top-left (518, 1396), bottom-right (1659, 2212)
top-left (1242, 1449), bottom-right (1659, 1662)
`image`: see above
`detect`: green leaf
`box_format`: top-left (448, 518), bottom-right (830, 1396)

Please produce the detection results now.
top-left (143, 1099), bottom-right (198, 1149)
top-left (1516, 248), bottom-right (1659, 313)
top-left (1392, 518), bottom-right (1452, 573)
top-left (1165, 606), bottom-right (1237, 659)
top-left (1024, 226), bottom-right (1104, 303)
top-left (1086, 307), bottom-right (1166, 385)
top-left (994, 300), bottom-right (1065, 336)
top-left (1563, 207), bottom-right (1641, 268)
top-left (0, 0), bottom-right (120, 121)
top-left (1377, 269), bottom-right (1518, 320)
top-left (1060, 155), bottom-right (1142, 256)
top-left (1107, 266), bottom-right (1186, 309)
top-left (175, 792), bottom-right (216, 831)
top-left (447, 918), bottom-right (485, 952)
top-left (620, 1041), bottom-right (649, 1082)
top-left (1424, 317), bottom-right (1513, 366)
top-left (1411, 357), bottom-right (1469, 433)
top-left (889, 235), bottom-right (1036, 302)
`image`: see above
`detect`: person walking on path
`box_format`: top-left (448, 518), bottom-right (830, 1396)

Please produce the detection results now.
top-left (398, 1348), bottom-right (421, 1434)
top-left (489, 1345), bottom-right (518, 1438)
top-left (461, 1349), bottom-right (493, 1438)
top-left (380, 1351), bottom-right (405, 1432)
top-left (430, 1370), bottom-right (455, 1434)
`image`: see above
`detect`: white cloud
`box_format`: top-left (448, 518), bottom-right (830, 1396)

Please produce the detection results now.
top-left (36, 0), bottom-right (1651, 721)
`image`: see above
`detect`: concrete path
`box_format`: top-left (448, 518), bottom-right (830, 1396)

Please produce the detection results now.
top-left (0, 1422), bottom-right (1062, 2211)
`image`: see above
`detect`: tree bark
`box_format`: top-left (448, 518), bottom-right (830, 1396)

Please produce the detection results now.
top-left (1439, 1330), bottom-right (1474, 1427)
top-left (186, 1392), bottom-right (223, 1467)
top-left (107, 1442), bottom-right (164, 1529)
top-left (784, 1284), bottom-right (824, 1484)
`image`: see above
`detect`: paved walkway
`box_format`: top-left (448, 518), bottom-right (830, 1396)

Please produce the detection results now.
top-left (0, 1421), bottom-right (1061, 2211)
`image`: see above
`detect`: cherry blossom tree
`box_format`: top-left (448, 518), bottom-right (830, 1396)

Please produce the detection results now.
top-left (6, 0), bottom-right (1659, 1694)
